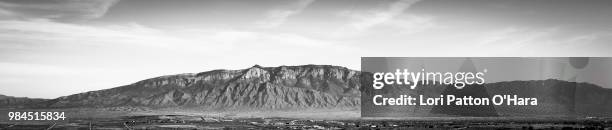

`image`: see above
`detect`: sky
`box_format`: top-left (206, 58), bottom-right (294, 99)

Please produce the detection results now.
top-left (1, 0), bottom-right (612, 98)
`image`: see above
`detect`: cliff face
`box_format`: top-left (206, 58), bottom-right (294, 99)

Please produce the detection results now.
top-left (42, 65), bottom-right (362, 110)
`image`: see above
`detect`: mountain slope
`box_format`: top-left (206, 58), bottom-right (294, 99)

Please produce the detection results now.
top-left (486, 79), bottom-right (612, 117)
top-left (0, 94), bottom-right (48, 108)
top-left (362, 79), bottom-right (612, 117)
top-left (4, 64), bottom-right (611, 117)
top-left (41, 65), bottom-right (362, 110)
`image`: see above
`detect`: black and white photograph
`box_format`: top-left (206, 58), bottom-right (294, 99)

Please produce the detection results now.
top-left (1, 0), bottom-right (612, 129)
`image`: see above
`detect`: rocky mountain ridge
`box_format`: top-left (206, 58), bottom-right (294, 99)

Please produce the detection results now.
top-left (40, 65), bottom-right (362, 110)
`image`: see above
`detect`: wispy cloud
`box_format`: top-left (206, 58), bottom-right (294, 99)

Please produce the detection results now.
top-left (472, 27), bottom-right (612, 56)
top-left (0, 19), bottom-right (176, 49)
top-left (0, 7), bottom-right (13, 16)
top-left (340, 0), bottom-right (423, 31)
top-left (256, 0), bottom-right (315, 28)
top-left (329, 0), bottom-right (435, 38)
top-left (478, 27), bottom-right (558, 47)
top-left (0, 18), bottom-right (362, 98)
top-left (0, 19), bottom-right (355, 57)
top-left (0, 0), bottom-right (119, 20)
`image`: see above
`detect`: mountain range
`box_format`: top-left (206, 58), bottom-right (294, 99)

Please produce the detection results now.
top-left (37, 65), bottom-right (361, 110)
top-left (2, 64), bottom-right (612, 117)
top-left (0, 94), bottom-right (47, 108)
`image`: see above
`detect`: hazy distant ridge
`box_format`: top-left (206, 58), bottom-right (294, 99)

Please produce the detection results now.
top-left (0, 94), bottom-right (47, 108)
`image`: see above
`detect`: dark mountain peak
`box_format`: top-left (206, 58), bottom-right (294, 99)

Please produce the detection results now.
top-left (251, 64), bottom-right (264, 68)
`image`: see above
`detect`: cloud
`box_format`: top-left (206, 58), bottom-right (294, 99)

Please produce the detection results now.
top-left (0, 7), bottom-right (13, 16)
top-left (0, 19), bottom-right (177, 49)
top-left (340, 0), bottom-right (422, 31)
top-left (471, 26), bottom-right (612, 56)
top-left (0, 18), bottom-right (364, 98)
top-left (0, 19), bottom-right (353, 55)
top-left (412, 0), bottom-right (612, 29)
top-left (478, 27), bottom-right (558, 48)
top-left (256, 0), bottom-right (315, 28)
top-left (329, 0), bottom-right (435, 38)
top-left (0, 0), bottom-right (119, 20)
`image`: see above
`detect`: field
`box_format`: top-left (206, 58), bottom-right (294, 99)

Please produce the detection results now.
top-left (1, 108), bottom-right (612, 129)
